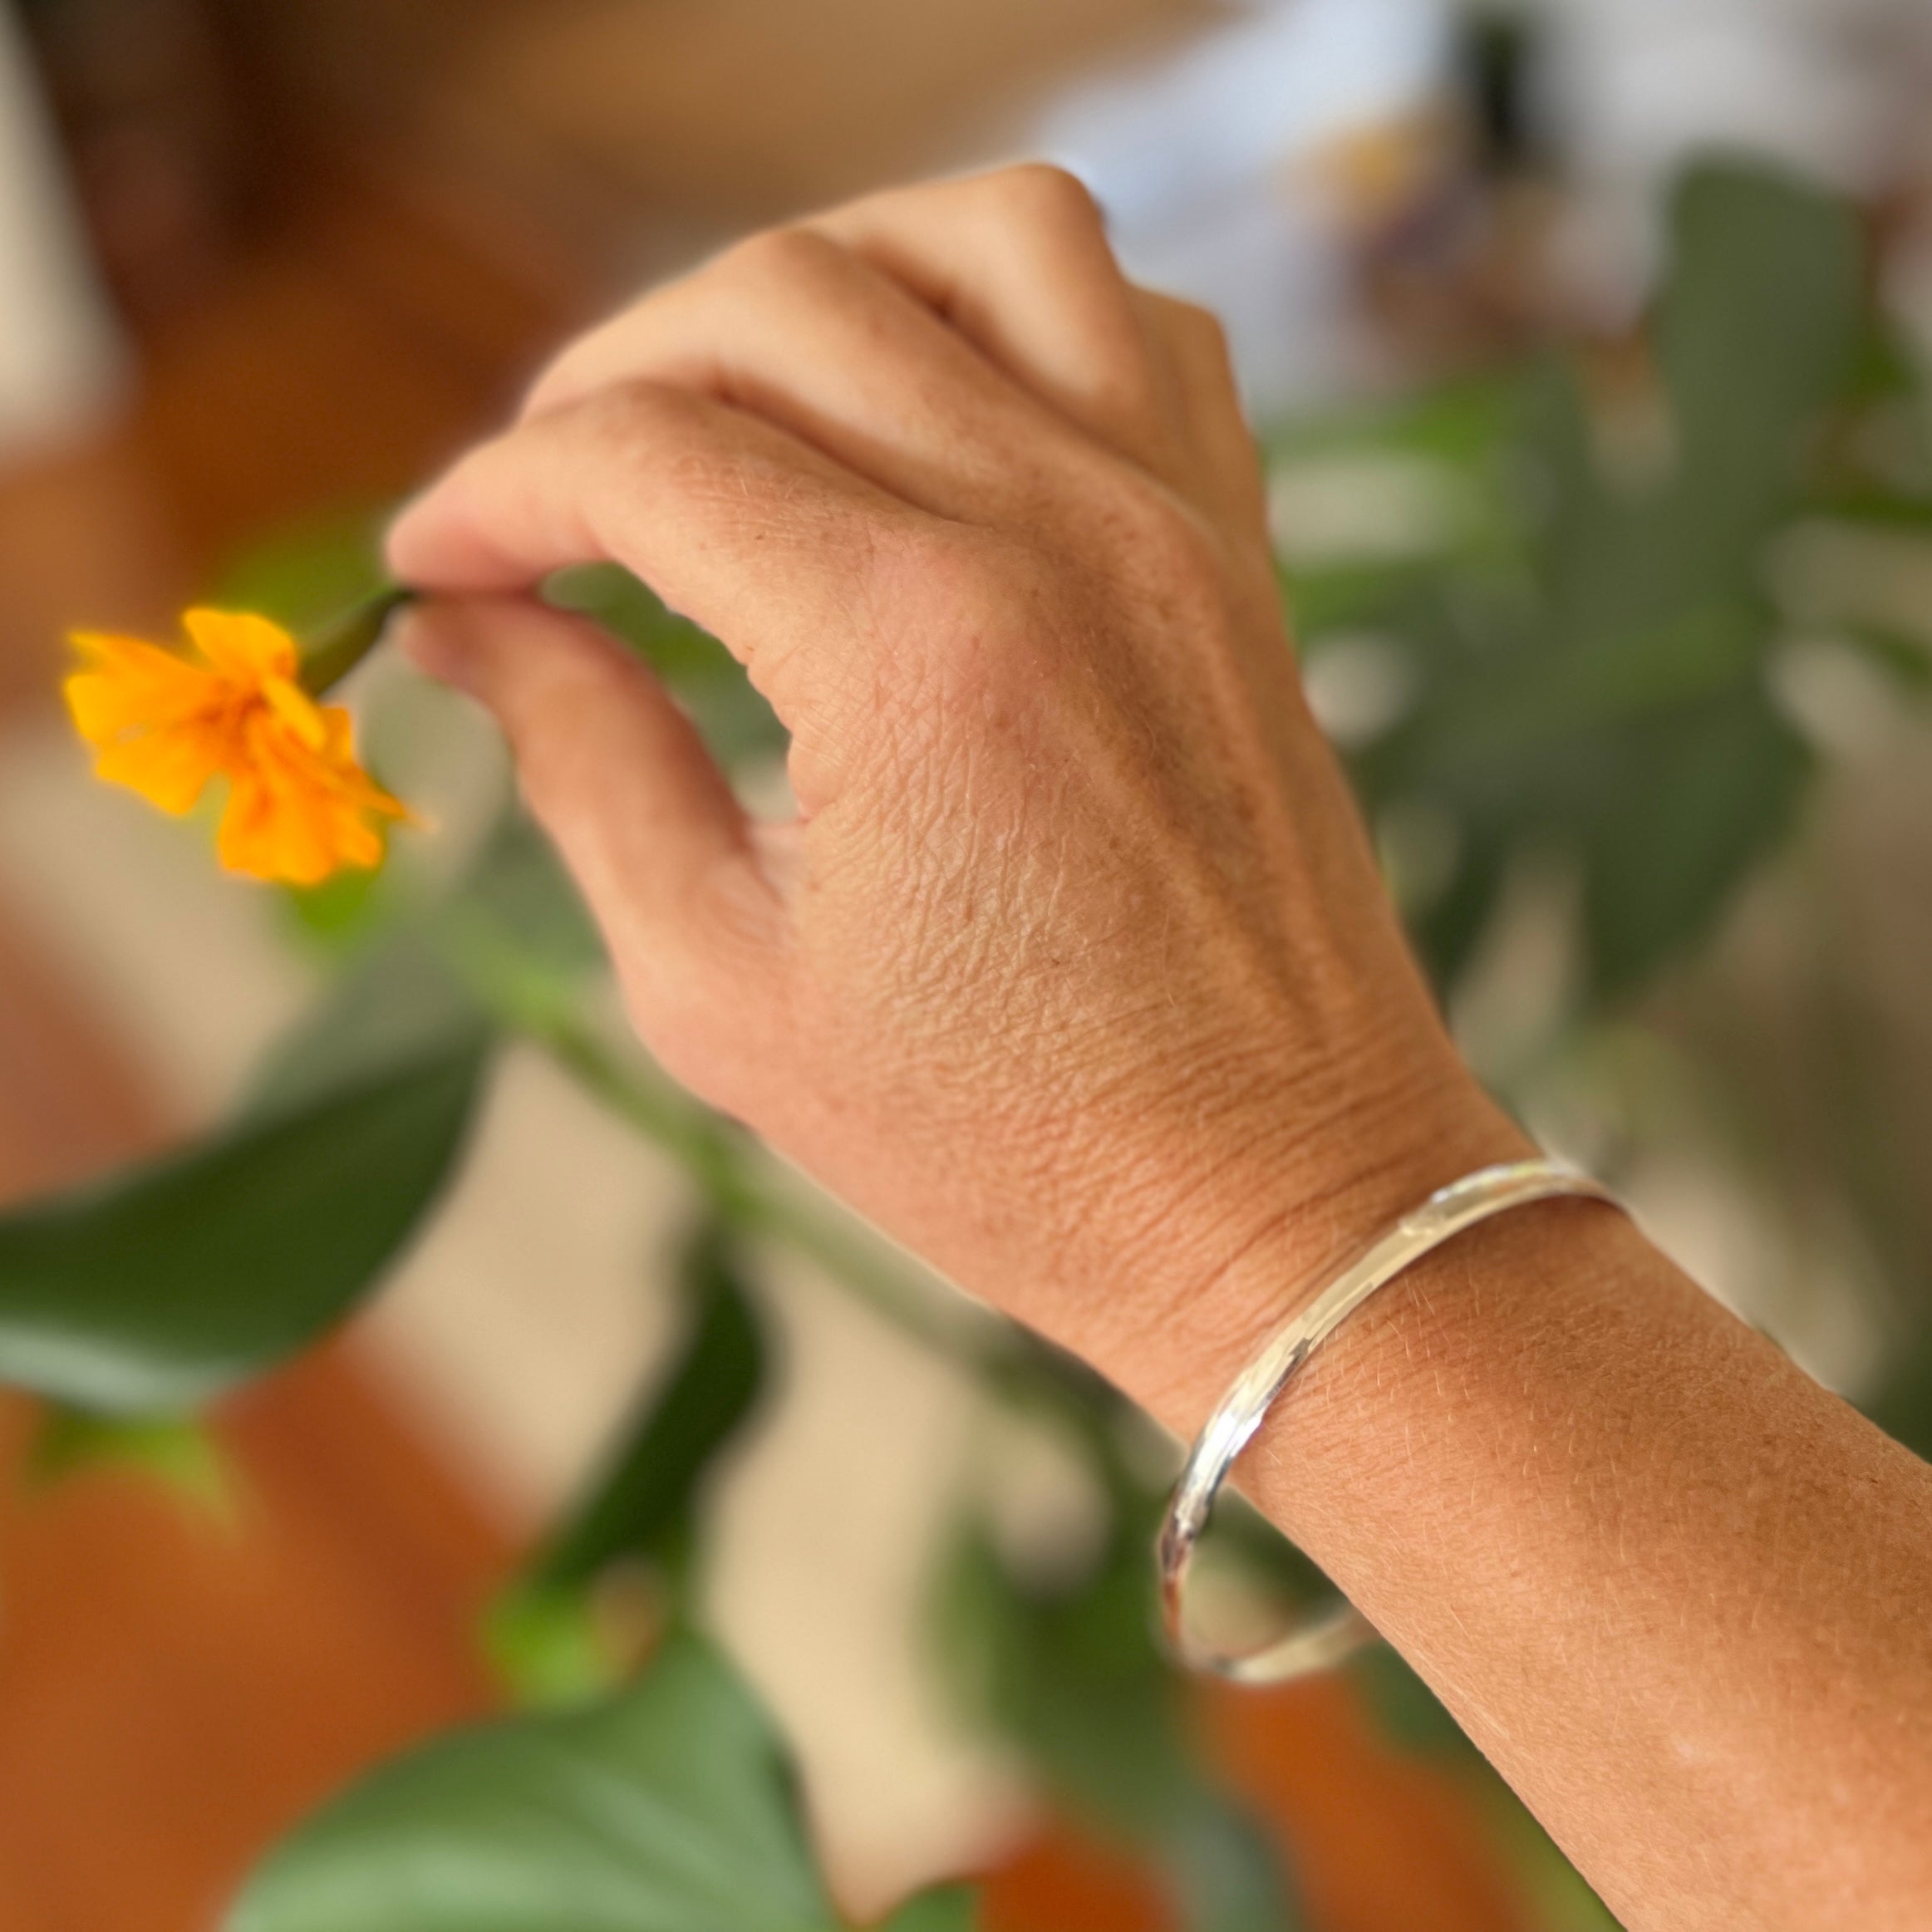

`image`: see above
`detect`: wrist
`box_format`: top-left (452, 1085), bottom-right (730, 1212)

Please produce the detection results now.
top-left (1114, 1069), bottom-right (1536, 1442)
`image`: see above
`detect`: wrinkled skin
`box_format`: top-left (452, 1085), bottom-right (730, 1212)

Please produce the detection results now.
top-left (389, 165), bottom-right (1519, 1413)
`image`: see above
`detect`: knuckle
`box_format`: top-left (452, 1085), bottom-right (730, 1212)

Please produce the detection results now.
top-left (1144, 291), bottom-right (1236, 380)
top-left (1175, 297), bottom-right (1232, 362)
top-left (1089, 360), bottom-right (1170, 442)
top-left (521, 352), bottom-right (581, 420)
top-left (994, 161), bottom-right (1103, 232)
top-left (718, 223), bottom-right (839, 294)
top-left (520, 322), bottom-right (624, 420)
top-left (563, 376), bottom-right (690, 471)
top-left (569, 372), bottom-right (669, 438)
top-left (1099, 474), bottom-right (1229, 603)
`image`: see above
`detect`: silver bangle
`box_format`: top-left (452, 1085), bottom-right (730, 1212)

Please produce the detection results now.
top-left (1158, 1157), bottom-right (1622, 1685)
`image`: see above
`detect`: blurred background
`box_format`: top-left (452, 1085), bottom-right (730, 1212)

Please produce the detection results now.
top-left (5, 2), bottom-right (1932, 1928)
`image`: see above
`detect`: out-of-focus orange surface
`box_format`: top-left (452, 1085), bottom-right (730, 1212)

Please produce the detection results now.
top-left (978, 1679), bottom-right (1536, 1932)
top-left (981, 1822), bottom-right (1173, 1932)
top-left (1207, 1675), bottom-right (1538, 1932)
top-left (0, 1364), bottom-right (510, 1930)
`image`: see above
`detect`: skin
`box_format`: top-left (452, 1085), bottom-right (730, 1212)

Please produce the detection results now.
top-left (387, 165), bottom-right (1932, 1932)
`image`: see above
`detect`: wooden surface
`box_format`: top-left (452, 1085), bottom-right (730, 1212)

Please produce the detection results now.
top-left (0, 1364), bottom-right (509, 1931)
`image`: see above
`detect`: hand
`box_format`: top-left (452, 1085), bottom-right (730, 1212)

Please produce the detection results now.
top-left (390, 173), bottom-right (1932, 1929)
top-left (387, 165), bottom-right (1523, 1422)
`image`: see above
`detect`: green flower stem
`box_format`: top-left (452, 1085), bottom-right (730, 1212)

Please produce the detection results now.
top-left (531, 1009), bottom-right (748, 1213)
top-left (734, 1181), bottom-right (1006, 1369)
top-left (525, 1008), bottom-right (1128, 1445)
top-left (506, 999), bottom-right (1006, 1372)
top-left (435, 901), bottom-right (1074, 1415)
top-left (298, 586), bottom-right (416, 695)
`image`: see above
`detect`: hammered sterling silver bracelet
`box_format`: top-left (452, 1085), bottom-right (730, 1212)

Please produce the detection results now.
top-left (1157, 1157), bottom-right (1624, 1685)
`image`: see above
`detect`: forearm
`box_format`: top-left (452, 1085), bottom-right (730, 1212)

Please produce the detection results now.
top-left (1128, 1172), bottom-right (1932, 1932)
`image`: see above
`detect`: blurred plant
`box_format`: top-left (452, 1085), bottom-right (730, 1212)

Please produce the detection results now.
top-left (5, 151), bottom-right (1932, 1932)
top-left (1281, 155), bottom-right (1932, 1427)
top-left (1298, 161), bottom-right (1873, 1000)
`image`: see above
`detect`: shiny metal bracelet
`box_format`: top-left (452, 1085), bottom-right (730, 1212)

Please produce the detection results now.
top-left (1158, 1158), bottom-right (1622, 1685)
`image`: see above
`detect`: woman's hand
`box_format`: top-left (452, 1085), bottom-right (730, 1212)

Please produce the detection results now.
top-left (391, 166), bottom-right (1932, 1932)
top-left (388, 165), bottom-right (1522, 1419)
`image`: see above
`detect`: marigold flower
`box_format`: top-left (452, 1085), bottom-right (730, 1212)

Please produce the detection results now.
top-left (65, 607), bottom-right (410, 886)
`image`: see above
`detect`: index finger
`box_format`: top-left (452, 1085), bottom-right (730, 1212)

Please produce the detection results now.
top-left (386, 379), bottom-right (932, 748)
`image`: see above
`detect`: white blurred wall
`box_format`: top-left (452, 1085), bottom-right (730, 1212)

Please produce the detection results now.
top-left (1037, 0), bottom-right (1453, 411)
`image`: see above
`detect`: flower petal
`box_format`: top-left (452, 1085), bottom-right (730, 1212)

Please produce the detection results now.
top-left (65, 634), bottom-right (225, 745)
top-left (92, 723), bottom-right (229, 816)
top-left (183, 608), bottom-right (300, 687)
top-left (210, 711), bottom-right (400, 883)
top-left (216, 765), bottom-right (337, 885)
top-left (260, 673), bottom-right (332, 752)
top-left (214, 770), bottom-right (284, 881)
top-left (313, 705), bottom-right (411, 820)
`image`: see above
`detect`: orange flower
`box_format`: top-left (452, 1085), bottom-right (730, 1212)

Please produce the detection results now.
top-left (65, 607), bottom-right (410, 886)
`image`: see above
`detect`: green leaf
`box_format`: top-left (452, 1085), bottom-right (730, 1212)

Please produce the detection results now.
top-left (1808, 490), bottom-right (1932, 532)
top-left (1655, 160), bottom-right (1864, 544)
top-left (228, 1631), bottom-right (972, 1932)
top-left (489, 1225), bottom-right (769, 1706)
top-left (877, 1890), bottom-right (978, 1932)
top-left (543, 563), bottom-right (788, 769)
top-left (484, 1582), bottom-right (632, 1713)
top-left (0, 1039), bottom-right (489, 1412)
top-left (1579, 684), bottom-right (1810, 997)
top-left (1284, 559), bottom-right (1415, 640)
top-left (1864, 1336), bottom-right (1932, 1462)
top-left (27, 1404), bottom-right (234, 1517)
top-left (1349, 1646), bottom-right (1477, 1760)
top-left (1542, 162), bottom-right (1864, 649)
top-left (530, 1225), bottom-right (767, 1597)
top-left (1266, 371), bottom-right (1518, 471)
top-left (1166, 1797), bottom-right (1295, 1932)
top-left (278, 864), bottom-right (391, 958)
top-left (445, 808), bottom-right (610, 990)
top-left (938, 1517), bottom-right (1186, 1835)
top-left (1842, 622), bottom-right (1932, 696)
top-left (1405, 811), bottom-right (1508, 997)
top-left (247, 937), bottom-right (484, 1120)
top-left (297, 586), bottom-right (414, 696)
top-left (936, 1513), bottom-right (1302, 1930)
top-left (1281, 158), bottom-right (1893, 1015)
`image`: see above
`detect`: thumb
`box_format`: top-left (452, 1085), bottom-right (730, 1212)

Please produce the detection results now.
top-left (396, 594), bottom-right (783, 1016)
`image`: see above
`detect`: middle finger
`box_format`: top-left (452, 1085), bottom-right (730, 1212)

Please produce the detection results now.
top-left (520, 227), bottom-right (1106, 526)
